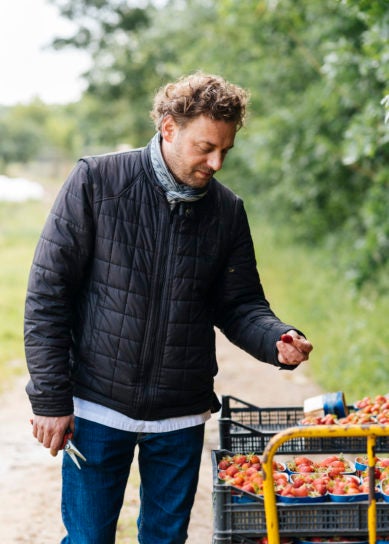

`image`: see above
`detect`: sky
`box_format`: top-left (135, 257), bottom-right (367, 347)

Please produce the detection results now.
top-left (0, 0), bottom-right (91, 106)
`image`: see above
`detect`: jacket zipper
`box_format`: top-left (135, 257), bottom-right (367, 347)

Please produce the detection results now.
top-left (135, 202), bottom-right (180, 417)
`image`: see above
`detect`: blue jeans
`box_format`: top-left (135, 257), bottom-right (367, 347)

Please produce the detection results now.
top-left (60, 417), bottom-right (205, 544)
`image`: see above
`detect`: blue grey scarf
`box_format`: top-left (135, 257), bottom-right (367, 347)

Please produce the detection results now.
top-left (150, 132), bottom-right (208, 209)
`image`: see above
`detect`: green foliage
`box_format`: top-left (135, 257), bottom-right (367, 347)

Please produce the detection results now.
top-left (249, 210), bottom-right (389, 402)
top-left (0, 100), bottom-right (87, 171)
top-left (50, 0), bottom-right (158, 145)
top-left (0, 105), bottom-right (44, 170)
top-left (5, 0), bottom-right (389, 287)
top-left (214, 0), bottom-right (389, 287)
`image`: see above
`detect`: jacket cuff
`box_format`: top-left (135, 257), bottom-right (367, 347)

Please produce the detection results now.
top-left (29, 396), bottom-right (74, 417)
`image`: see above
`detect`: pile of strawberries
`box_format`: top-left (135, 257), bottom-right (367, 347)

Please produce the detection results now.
top-left (293, 539), bottom-right (381, 543)
top-left (217, 452), bottom-right (389, 499)
top-left (301, 394), bottom-right (389, 426)
top-left (217, 452), bottom-right (286, 496)
top-left (286, 454), bottom-right (354, 477)
top-left (352, 394), bottom-right (389, 424)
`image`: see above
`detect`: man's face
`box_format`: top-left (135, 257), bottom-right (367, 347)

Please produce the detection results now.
top-left (160, 114), bottom-right (237, 189)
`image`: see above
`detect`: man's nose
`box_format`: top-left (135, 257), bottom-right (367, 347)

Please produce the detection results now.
top-left (207, 152), bottom-right (224, 172)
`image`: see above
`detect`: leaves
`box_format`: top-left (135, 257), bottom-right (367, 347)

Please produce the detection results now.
top-left (8, 0), bottom-right (389, 286)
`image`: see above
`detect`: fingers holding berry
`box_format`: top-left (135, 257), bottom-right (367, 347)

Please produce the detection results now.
top-left (277, 330), bottom-right (313, 366)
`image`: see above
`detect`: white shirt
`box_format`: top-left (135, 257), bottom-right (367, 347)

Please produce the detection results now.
top-left (74, 397), bottom-right (211, 433)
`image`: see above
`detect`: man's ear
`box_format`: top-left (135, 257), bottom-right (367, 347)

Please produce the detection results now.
top-left (161, 115), bottom-right (177, 143)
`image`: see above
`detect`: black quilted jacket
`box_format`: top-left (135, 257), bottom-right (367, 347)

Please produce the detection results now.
top-left (24, 141), bottom-right (296, 419)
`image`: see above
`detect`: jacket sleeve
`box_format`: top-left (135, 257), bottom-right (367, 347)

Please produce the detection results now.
top-left (213, 198), bottom-right (301, 368)
top-left (24, 159), bottom-right (95, 416)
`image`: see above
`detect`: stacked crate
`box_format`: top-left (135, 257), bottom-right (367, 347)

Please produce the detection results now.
top-left (212, 395), bottom-right (389, 543)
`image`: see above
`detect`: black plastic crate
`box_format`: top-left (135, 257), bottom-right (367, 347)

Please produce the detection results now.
top-left (219, 395), bottom-right (389, 454)
top-left (221, 395), bottom-right (305, 430)
top-left (223, 538), bottom-right (303, 544)
top-left (212, 449), bottom-right (389, 543)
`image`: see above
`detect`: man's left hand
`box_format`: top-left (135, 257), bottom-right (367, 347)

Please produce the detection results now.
top-left (276, 330), bottom-right (313, 366)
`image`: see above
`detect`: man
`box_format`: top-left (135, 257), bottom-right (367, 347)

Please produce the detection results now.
top-left (25, 72), bottom-right (312, 544)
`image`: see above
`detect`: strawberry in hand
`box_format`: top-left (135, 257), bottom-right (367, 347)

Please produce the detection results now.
top-left (276, 330), bottom-right (313, 366)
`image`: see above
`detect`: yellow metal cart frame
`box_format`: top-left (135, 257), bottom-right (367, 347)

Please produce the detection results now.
top-left (261, 424), bottom-right (389, 544)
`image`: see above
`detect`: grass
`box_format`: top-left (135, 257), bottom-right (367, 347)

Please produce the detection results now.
top-left (0, 199), bottom-right (49, 385)
top-left (0, 161), bottom-right (63, 386)
top-left (250, 213), bottom-right (389, 402)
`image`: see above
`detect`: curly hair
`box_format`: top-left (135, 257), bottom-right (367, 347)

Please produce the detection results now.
top-left (150, 72), bottom-right (249, 131)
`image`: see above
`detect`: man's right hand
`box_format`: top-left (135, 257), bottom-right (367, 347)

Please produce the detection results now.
top-left (30, 414), bottom-right (74, 457)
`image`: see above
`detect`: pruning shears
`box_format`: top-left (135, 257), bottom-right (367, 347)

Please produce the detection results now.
top-left (62, 429), bottom-right (87, 470)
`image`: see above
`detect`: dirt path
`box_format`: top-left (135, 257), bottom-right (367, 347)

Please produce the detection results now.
top-left (0, 332), bottom-right (321, 543)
